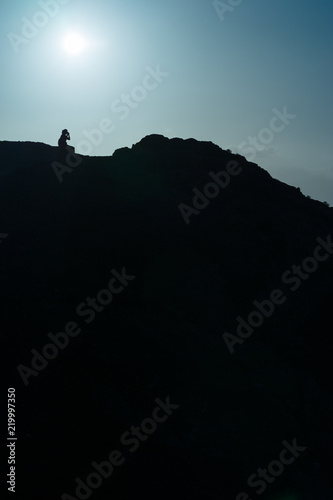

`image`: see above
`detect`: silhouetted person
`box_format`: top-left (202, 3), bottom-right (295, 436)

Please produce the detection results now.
top-left (57, 129), bottom-right (74, 162)
top-left (58, 129), bottom-right (70, 149)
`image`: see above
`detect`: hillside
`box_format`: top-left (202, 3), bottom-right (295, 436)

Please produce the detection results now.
top-left (1, 135), bottom-right (333, 499)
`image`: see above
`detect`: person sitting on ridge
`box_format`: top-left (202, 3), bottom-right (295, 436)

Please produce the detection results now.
top-left (57, 129), bottom-right (75, 161)
top-left (58, 129), bottom-right (71, 149)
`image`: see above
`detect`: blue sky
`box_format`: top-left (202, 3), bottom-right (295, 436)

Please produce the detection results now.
top-left (1, 0), bottom-right (332, 203)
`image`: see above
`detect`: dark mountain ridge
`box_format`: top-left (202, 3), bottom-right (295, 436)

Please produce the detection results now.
top-left (1, 135), bottom-right (333, 499)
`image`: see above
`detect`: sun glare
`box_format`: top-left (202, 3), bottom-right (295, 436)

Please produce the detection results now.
top-left (62, 33), bottom-right (87, 56)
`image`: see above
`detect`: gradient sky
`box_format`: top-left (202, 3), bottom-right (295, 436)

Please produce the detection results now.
top-left (1, 0), bottom-right (332, 203)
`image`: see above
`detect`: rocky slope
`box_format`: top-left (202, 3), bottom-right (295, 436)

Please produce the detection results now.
top-left (1, 135), bottom-right (333, 499)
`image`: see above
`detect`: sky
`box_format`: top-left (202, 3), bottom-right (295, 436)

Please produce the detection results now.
top-left (1, 0), bottom-right (333, 204)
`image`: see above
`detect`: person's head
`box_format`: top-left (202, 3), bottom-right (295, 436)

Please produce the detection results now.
top-left (62, 129), bottom-right (69, 135)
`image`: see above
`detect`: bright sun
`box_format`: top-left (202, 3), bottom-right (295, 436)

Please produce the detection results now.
top-left (62, 33), bottom-right (87, 56)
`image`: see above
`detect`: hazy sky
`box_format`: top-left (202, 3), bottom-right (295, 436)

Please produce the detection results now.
top-left (1, 0), bottom-right (332, 203)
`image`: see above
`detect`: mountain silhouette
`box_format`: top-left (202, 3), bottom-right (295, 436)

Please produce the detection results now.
top-left (1, 135), bottom-right (333, 499)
